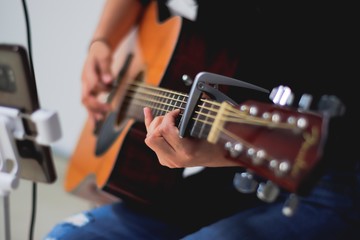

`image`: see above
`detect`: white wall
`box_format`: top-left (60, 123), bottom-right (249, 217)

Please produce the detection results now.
top-left (0, 0), bottom-right (105, 158)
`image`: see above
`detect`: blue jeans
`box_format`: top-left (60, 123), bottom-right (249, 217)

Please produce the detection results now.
top-left (44, 171), bottom-right (360, 240)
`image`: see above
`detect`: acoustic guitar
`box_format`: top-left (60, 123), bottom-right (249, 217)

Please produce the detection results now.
top-left (64, 2), bottom-right (328, 205)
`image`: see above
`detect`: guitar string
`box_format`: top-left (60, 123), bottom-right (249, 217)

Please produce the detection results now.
top-left (192, 101), bottom-right (304, 181)
top-left (124, 83), bottom-right (294, 180)
top-left (200, 100), bottom-right (298, 130)
top-left (131, 82), bottom-right (288, 129)
top-left (126, 82), bottom-right (299, 131)
top-left (120, 83), bottom-right (312, 180)
top-left (129, 83), bottom-right (307, 142)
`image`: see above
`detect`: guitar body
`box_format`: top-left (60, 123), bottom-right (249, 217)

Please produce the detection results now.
top-left (64, 2), bottom-right (240, 204)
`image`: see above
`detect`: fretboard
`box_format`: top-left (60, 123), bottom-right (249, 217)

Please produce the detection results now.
top-left (121, 82), bottom-right (220, 140)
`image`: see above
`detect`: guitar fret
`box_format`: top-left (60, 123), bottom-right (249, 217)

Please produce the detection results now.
top-left (156, 89), bottom-right (163, 116)
top-left (155, 88), bottom-right (161, 116)
top-left (198, 101), bottom-right (209, 138)
top-left (154, 89), bottom-right (160, 117)
top-left (175, 94), bottom-right (183, 111)
top-left (164, 91), bottom-right (171, 114)
top-left (159, 89), bottom-right (166, 115)
top-left (190, 100), bottom-right (218, 139)
top-left (149, 88), bottom-right (155, 113)
top-left (181, 95), bottom-right (188, 109)
top-left (172, 92), bottom-right (179, 111)
top-left (125, 84), bottom-right (190, 119)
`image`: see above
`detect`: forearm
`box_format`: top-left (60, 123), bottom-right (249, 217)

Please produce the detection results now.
top-left (91, 0), bottom-right (144, 50)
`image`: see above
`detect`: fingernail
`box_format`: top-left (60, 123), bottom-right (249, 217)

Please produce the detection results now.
top-left (102, 74), bottom-right (112, 83)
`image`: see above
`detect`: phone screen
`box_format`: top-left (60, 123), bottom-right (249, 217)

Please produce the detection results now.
top-left (0, 44), bottom-right (57, 183)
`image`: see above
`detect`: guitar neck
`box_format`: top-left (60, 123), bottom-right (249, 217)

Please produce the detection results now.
top-left (121, 82), bottom-right (326, 195)
top-left (123, 82), bottom-right (223, 139)
top-left (122, 82), bottom-right (188, 119)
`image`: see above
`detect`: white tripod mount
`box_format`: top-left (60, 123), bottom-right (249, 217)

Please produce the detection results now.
top-left (0, 106), bottom-right (61, 240)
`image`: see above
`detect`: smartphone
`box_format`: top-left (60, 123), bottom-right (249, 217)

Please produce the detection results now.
top-left (0, 44), bottom-right (57, 183)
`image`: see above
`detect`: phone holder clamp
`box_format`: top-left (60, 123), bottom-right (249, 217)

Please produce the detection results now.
top-left (0, 106), bottom-right (61, 196)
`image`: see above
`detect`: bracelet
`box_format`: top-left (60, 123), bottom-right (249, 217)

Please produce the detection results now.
top-left (88, 38), bottom-right (110, 50)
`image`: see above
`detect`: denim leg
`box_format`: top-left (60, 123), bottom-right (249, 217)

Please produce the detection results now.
top-left (183, 173), bottom-right (360, 240)
top-left (44, 201), bottom-right (186, 240)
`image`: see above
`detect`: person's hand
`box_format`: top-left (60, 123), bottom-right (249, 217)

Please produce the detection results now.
top-left (81, 40), bottom-right (113, 125)
top-left (143, 107), bottom-right (238, 168)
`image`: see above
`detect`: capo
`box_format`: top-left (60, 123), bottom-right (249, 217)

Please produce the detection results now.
top-left (178, 72), bottom-right (269, 137)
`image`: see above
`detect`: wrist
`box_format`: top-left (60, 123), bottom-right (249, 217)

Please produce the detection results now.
top-left (88, 38), bottom-right (111, 50)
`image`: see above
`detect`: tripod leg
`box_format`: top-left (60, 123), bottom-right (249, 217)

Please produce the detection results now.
top-left (2, 195), bottom-right (11, 240)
